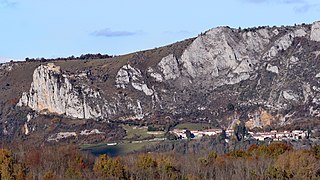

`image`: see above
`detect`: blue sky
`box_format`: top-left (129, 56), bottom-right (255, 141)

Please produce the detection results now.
top-left (0, 0), bottom-right (319, 62)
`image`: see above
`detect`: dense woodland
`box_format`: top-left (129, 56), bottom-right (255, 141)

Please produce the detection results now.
top-left (1, 140), bottom-right (320, 180)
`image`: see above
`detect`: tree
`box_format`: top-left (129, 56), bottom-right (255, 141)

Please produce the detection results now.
top-left (251, 143), bottom-right (292, 158)
top-left (227, 103), bottom-right (235, 111)
top-left (137, 155), bottom-right (157, 170)
top-left (0, 149), bottom-right (26, 180)
top-left (207, 151), bottom-right (218, 162)
top-left (93, 154), bottom-right (126, 179)
top-left (65, 155), bottom-right (86, 179)
top-left (270, 150), bottom-right (320, 179)
top-left (217, 129), bottom-right (227, 142)
top-left (136, 154), bottom-right (159, 178)
top-left (165, 132), bottom-right (178, 140)
top-left (312, 145), bottom-right (320, 159)
top-left (0, 149), bottom-right (14, 180)
top-left (234, 121), bottom-right (247, 141)
top-left (185, 129), bottom-right (194, 139)
top-left (42, 170), bottom-right (57, 180)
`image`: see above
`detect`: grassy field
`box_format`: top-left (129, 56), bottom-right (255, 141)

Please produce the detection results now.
top-left (122, 125), bottom-right (164, 140)
top-left (81, 141), bottom-right (159, 157)
top-left (174, 123), bottom-right (212, 131)
top-left (80, 125), bottom-right (166, 157)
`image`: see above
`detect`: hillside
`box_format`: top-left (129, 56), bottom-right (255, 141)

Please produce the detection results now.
top-left (1, 21), bottom-right (320, 144)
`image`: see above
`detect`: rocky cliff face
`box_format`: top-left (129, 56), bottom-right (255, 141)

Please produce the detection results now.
top-left (14, 21), bottom-right (320, 130)
top-left (17, 63), bottom-right (145, 121)
top-left (17, 63), bottom-right (102, 119)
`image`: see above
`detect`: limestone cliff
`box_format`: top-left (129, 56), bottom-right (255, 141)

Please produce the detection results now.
top-left (11, 21), bottom-right (320, 130)
top-left (17, 63), bottom-right (144, 120)
top-left (17, 63), bottom-right (102, 119)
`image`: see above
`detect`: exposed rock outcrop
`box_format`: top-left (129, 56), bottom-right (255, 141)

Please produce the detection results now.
top-left (17, 63), bottom-right (102, 119)
top-left (116, 64), bottom-right (153, 96)
top-left (158, 54), bottom-right (180, 80)
top-left (17, 63), bottom-right (146, 120)
top-left (13, 21), bottom-right (320, 131)
top-left (311, 21), bottom-right (320, 42)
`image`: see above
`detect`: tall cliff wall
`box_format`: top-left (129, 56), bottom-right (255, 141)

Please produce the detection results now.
top-left (14, 21), bottom-right (320, 129)
top-left (17, 63), bottom-right (144, 120)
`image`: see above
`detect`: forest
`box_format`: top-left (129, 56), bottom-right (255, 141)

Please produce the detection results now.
top-left (1, 140), bottom-right (320, 180)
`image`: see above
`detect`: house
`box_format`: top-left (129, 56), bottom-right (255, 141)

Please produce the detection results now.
top-left (171, 128), bottom-right (223, 139)
top-left (171, 128), bottom-right (308, 142)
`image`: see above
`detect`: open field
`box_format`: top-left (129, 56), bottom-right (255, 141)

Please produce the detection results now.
top-left (174, 123), bottom-right (213, 131)
top-left (122, 125), bottom-right (164, 140)
top-left (81, 141), bottom-right (160, 157)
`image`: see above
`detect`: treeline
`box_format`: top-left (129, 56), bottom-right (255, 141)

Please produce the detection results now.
top-left (1, 142), bottom-right (320, 179)
top-left (25, 53), bottom-right (113, 62)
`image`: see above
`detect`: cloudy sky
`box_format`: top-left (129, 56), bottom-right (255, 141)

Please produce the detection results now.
top-left (0, 0), bottom-right (319, 61)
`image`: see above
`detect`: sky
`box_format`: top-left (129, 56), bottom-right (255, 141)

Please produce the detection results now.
top-left (0, 0), bottom-right (319, 62)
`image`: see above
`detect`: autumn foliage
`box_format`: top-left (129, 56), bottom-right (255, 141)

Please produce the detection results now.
top-left (0, 143), bottom-right (319, 179)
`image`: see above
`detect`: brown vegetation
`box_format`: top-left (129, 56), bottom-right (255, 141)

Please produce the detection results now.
top-left (1, 142), bottom-right (319, 179)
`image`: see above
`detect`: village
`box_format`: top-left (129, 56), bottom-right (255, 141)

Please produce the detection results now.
top-left (171, 128), bottom-right (310, 142)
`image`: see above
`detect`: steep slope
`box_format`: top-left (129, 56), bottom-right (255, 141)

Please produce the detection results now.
top-left (1, 21), bottom-right (320, 143)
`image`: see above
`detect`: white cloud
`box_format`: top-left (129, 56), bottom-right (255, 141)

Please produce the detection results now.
top-left (91, 28), bottom-right (142, 37)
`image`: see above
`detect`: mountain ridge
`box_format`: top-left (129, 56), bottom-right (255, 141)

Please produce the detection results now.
top-left (1, 21), bottom-right (320, 143)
